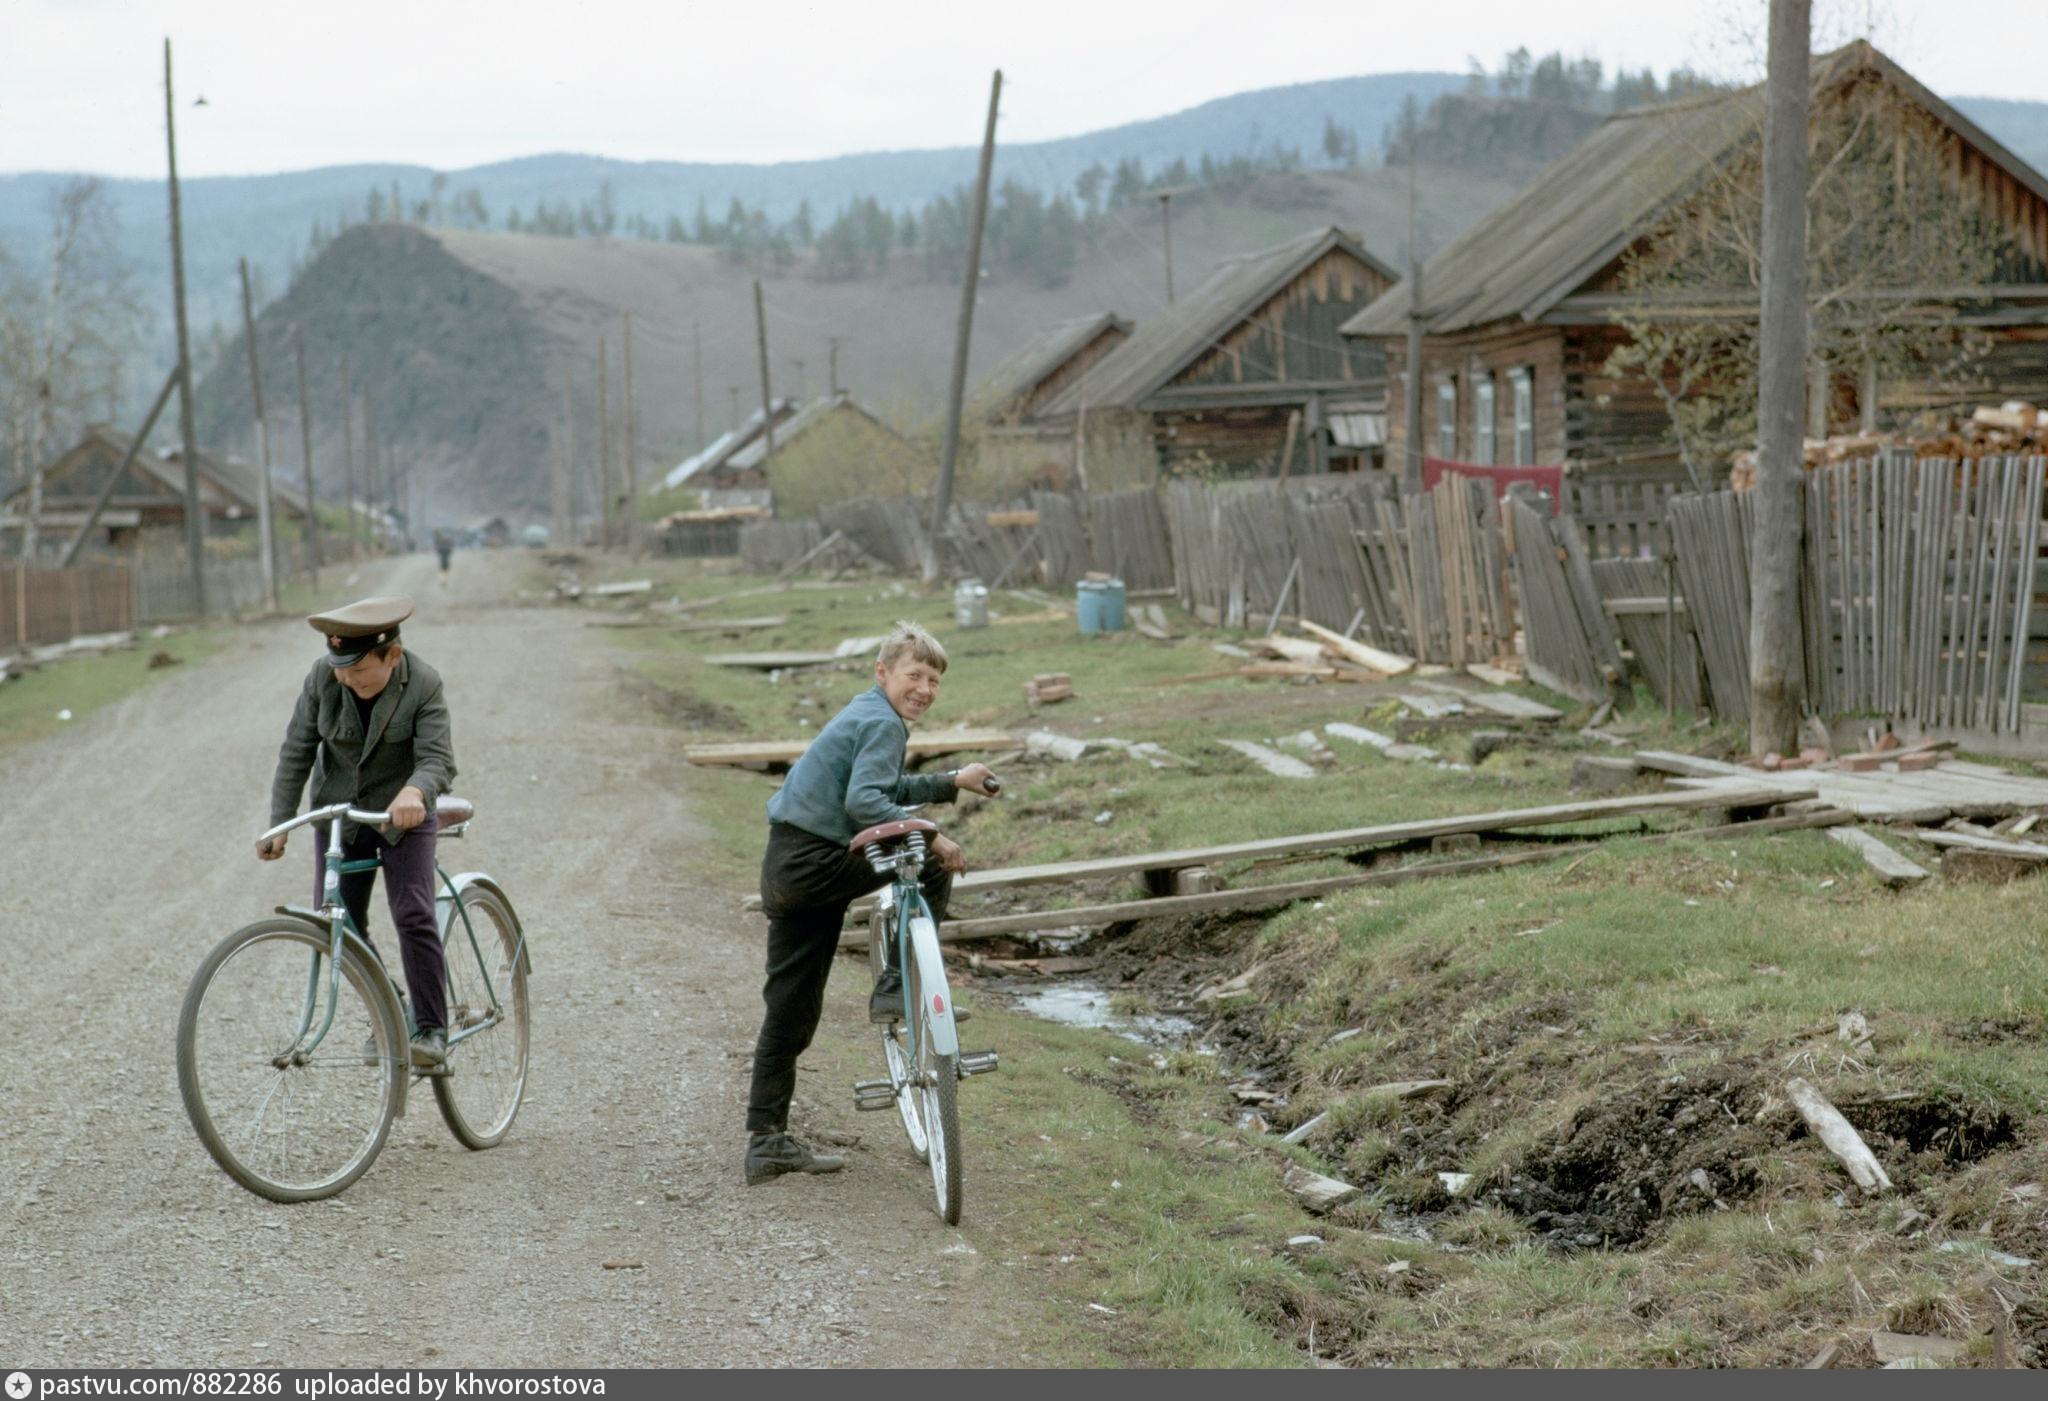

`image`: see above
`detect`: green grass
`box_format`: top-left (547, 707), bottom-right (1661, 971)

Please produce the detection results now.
top-left (590, 554), bottom-right (2048, 1367)
top-left (0, 626), bottom-right (225, 750)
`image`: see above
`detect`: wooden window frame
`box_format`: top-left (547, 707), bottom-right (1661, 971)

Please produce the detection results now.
top-left (1473, 374), bottom-right (1496, 466)
top-left (1436, 380), bottom-right (1457, 460)
top-left (1510, 367), bottom-right (1534, 465)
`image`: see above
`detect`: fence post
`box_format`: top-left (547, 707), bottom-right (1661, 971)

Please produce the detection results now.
top-left (69, 569), bottom-right (82, 638)
top-left (14, 561), bottom-right (25, 649)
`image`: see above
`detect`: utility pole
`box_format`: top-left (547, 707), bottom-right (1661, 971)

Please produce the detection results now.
top-left (622, 312), bottom-right (638, 546)
top-left (237, 257), bottom-right (279, 610)
top-left (341, 352), bottom-right (358, 561)
top-left (293, 323), bottom-right (319, 580)
top-left (363, 397), bottom-right (380, 552)
top-left (597, 337), bottom-right (612, 547)
top-left (753, 279), bottom-right (776, 473)
top-left (789, 356), bottom-right (806, 401)
top-left (163, 38), bottom-right (206, 615)
top-left (692, 320), bottom-right (705, 451)
top-left (727, 385), bottom-right (741, 433)
top-left (1750, 0), bottom-right (1811, 755)
top-left (925, 67), bottom-right (1002, 581)
top-left (1402, 152), bottom-right (1426, 493)
top-left (828, 336), bottom-right (842, 396)
top-left (553, 366), bottom-right (572, 546)
top-left (1157, 190), bottom-right (1177, 304)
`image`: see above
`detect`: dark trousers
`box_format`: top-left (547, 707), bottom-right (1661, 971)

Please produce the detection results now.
top-left (314, 819), bottom-right (448, 1034)
top-left (746, 821), bottom-right (952, 1134)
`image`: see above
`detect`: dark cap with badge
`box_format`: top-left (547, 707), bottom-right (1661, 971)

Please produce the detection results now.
top-left (308, 596), bottom-right (415, 668)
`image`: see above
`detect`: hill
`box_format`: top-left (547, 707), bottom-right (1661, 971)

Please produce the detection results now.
top-left (190, 163), bottom-right (1525, 523)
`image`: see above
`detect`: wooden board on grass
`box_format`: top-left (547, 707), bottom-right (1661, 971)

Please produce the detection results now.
top-left (687, 728), bottom-right (1018, 768)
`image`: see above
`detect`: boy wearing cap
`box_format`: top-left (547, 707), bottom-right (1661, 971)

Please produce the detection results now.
top-left (742, 620), bottom-right (993, 1186)
top-left (259, 595), bottom-right (459, 1067)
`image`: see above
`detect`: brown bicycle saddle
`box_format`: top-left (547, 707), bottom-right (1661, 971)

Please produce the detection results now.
top-left (849, 817), bottom-right (937, 853)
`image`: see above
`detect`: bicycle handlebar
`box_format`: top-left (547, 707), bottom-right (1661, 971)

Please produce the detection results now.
top-left (257, 795), bottom-right (471, 845)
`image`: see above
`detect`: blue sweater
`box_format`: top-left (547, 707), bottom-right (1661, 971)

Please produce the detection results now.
top-left (766, 685), bottom-right (957, 843)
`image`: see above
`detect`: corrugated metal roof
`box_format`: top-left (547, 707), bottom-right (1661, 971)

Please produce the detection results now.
top-left (720, 393), bottom-right (906, 473)
top-left (1039, 226), bottom-right (1397, 418)
top-left (1343, 42), bottom-right (2048, 340)
top-left (975, 312), bottom-right (1130, 419)
top-left (663, 398), bottom-right (797, 488)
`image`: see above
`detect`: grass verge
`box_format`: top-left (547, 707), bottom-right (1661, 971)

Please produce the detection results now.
top-left (0, 627), bottom-right (225, 751)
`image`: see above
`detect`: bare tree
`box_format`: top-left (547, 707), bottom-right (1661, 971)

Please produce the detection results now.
top-left (1607, 49), bottom-right (2006, 481)
top-left (0, 178), bottom-right (145, 557)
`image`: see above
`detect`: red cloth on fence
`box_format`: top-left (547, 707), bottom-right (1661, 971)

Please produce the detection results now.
top-left (1422, 458), bottom-right (1564, 513)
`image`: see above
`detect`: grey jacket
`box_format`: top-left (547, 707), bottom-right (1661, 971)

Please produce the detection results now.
top-left (766, 684), bottom-right (955, 844)
top-left (270, 651), bottom-right (457, 840)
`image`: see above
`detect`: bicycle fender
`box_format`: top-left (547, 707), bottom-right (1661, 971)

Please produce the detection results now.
top-left (446, 872), bottom-right (532, 974)
top-left (907, 914), bottom-right (958, 1058)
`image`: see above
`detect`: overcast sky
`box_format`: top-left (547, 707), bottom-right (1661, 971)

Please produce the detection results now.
top-left (1, 0), bottom-right (2037, 178)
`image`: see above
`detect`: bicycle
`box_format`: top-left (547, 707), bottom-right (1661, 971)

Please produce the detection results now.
top-left (176, 795), bottom-right (531, 1202)
top-left (849, 789), bottom-right (1001, 1225)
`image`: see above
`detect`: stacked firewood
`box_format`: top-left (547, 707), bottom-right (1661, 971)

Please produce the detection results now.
top-left (1731, 400), bottom-right (2048, 489)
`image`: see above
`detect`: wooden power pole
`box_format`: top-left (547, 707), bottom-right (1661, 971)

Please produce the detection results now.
top-left (1402, 153), bottom-right (1426, 494)
top-left (622, 312), bottom-right (638, 546)
top-left (293, 323), bottom-right (319, 580)
top-left (693, 320), bottom-right (705, 451)
top-left (554, 367), bottom-right (572, 546)
top-left (237, 258), bottom-right (279, 611)
top-left (828, 336), bottom-right (842, 396)
top-left (753, 279), bottom-right (776, 473)
top-left (163, 37), bottom-right (206, 615)
top-left (1749, 0), bottom-right (1811, 756)
top-left (597, 337), bottom-right (612, 548)
top-left (925, 67), bottom-right (1002, 581)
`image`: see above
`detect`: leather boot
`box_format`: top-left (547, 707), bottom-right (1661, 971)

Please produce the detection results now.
top-left (744, 1132), bottom-right (846, 1186)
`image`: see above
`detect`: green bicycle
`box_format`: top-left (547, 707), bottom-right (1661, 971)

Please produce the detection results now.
top-left (850, 807), bottom-right (1000, 1225)
top-left (176, 796), bottom-right (531, 1202)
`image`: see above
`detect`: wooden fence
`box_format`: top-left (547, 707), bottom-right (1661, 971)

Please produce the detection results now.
top-left (1, 562), bottom-right (136, 648)
top-left (1568, 466), bottom-right (1709, 560)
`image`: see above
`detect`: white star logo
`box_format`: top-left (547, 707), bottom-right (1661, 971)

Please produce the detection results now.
top-left (6, 1372), bottom-right (32, 1400)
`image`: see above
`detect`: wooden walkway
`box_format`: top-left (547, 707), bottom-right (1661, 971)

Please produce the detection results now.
top-left (1637, 750), bottom-right (2048, 821)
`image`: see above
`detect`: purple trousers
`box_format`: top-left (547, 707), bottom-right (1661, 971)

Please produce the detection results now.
top-left (313, 818), bottom-right (448, 1034)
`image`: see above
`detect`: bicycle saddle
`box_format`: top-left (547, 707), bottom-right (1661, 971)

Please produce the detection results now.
top-left (435, 795), bottom-right (475, 826)
top-left (849, 817), bottom-right (937, 853)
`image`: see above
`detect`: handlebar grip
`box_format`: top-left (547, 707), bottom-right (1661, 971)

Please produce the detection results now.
top-left (981, 776), bottom-right (1003, 796)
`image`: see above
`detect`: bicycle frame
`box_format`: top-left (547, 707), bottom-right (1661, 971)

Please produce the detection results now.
top-left (870, 841), bottom-right (959, 1075)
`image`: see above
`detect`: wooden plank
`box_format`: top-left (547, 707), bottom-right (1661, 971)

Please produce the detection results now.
top-left (882, 782), bottom-right (1816, 896)
top-left (1297, 618), bottom-right (1415, 676)
top-left (1827, 827), bottom-right (1930, 886)
top-left (686, 728), bottom-right (1018, 768)
top-left (702, 650), bottom-right (842, 669)
top-left (672, 614), bottom-right (787, 633)
top-left (884, 808), bottom-right (1852, 942)
top-left (1904, 827), bottom-right (2048, 860)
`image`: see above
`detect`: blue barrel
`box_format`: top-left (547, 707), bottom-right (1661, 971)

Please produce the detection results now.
top-left (1076, 577), bottom-right (1127, 634)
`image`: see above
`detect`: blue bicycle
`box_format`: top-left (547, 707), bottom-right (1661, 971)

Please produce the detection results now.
top-left (176, 795), bottom-right (531, 1202)
top-left (850, 812), bottom-right (1000, 1225)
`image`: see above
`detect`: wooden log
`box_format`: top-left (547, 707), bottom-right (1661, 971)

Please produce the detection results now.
top-left (1827, 827), bottom-right (1929, 886)
top-left (1784, 1077), bottom-right (1893, 1192)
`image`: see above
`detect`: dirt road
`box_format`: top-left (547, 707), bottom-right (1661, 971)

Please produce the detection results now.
top-left (0, 551), bottom-right (1025, 1367)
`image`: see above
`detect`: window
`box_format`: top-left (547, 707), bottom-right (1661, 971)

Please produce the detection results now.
top-left (1473, 374), bottom-right (1496, 465)
top-left (1436, 381), bottom-right (1457, 459)
top-left (1510, 367), bottom-right (1535, 464)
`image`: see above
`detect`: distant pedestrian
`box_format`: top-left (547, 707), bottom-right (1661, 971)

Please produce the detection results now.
top-left (433, 528), bottom-right (454, 584)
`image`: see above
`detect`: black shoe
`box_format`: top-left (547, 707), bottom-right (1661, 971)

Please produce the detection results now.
top-left (409, 1027), bottom-right (447, 1068)
top-left (744, 1132), bottom-right (846, 1186)
top-left (869, 970), bottom-right (903, 1024)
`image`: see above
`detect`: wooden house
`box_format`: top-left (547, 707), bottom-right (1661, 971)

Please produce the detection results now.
top-left (973, 313), bottom-right (1133, 490)
top-left (1343, 42), bottom-right (2048, 480)
top-left (0, 425), bottom-right (308, 557)
top-left (662, 398), bottom-right (797, 493)
top-left (736, 393), bottom-right (927, 518)
top-left (1028, 227), bottom-right (1397, 485)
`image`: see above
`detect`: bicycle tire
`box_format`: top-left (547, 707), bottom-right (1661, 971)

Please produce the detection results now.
top-left (918, 1016), bottom-right (964, 1226)
top-left (177, 918), bottom-right (403, 1203)
top-left (432, 885), bottom-right (530, 1150)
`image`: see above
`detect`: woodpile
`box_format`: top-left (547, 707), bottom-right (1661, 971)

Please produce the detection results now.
top-left (1730, 400), bottom-right (2048, 487)
top-left (1022, 671), bottom-right (1072, 704)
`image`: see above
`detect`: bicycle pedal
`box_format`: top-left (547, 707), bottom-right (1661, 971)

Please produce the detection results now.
top-left (957, 1050), bottom-right (1000, 1077)
top-left (852, 1077), bottom-right (897, 1111)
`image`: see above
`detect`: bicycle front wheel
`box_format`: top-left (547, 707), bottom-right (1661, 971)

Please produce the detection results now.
top-left (432, 884), bottom-right (529, 1149)
top-left (177, 919), bottom-right (402, 1203)
top-left (907, 954), bottom-right (963, 1225)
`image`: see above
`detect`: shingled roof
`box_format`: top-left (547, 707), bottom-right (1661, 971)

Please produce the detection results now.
top-left (974, 312), bottom-right (1131, 420)
top-left (720, 393), bottom-right (906, 473)
top-left (1342, 41), bottom-right (2048, 340)
top-left (1040, 226), bottom-right (1396, 417)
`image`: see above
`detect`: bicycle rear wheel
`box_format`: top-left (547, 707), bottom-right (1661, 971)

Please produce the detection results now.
top-left (432, 884), bottom-right (529, 1149)
top-left (906, 952), bottom-right (963, 1224)
top-left (177, 918), bottom-right (402, 1202)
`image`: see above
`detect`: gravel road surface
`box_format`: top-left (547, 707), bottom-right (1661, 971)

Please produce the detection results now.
top-left (0, 552), bottom-right (1026, 1367)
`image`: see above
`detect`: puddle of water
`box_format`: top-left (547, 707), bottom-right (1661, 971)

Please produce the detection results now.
top-left (1011, 980), bottom-right (1202, 1046)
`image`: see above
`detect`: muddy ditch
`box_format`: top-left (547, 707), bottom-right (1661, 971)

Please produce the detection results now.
top-left (956, 905), bottom-right (2026, 1255)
